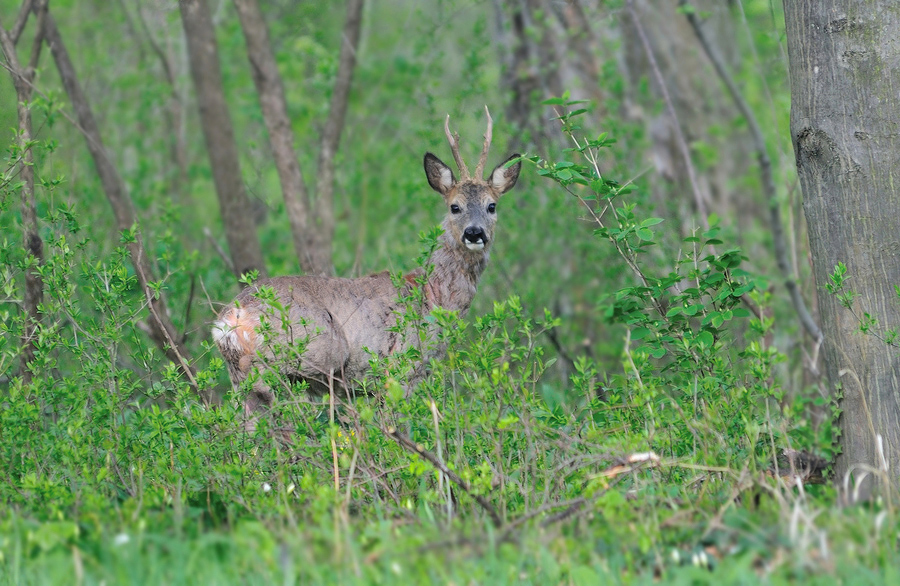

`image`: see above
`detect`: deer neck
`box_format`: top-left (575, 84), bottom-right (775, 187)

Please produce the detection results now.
top-left (422, 231), bottom-right (489, 315)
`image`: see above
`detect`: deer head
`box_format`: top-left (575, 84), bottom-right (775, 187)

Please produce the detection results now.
top-left (423, 107), bottom-right (521, 254)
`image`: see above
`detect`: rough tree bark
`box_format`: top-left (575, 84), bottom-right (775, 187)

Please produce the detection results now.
top-left (0, 0), bottom-right (45, 384)
top-left (785, 1), bottom-right (900, 500)
top-left (41, 9), bottom-right (195, 382)
top-left (179, 0), bottom-right (266, 281)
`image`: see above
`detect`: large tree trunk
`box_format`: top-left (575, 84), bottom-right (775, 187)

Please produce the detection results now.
top-left (179, 0), bottom-right (266, 280)
top-left (785, 1), bottom-right (900, 500)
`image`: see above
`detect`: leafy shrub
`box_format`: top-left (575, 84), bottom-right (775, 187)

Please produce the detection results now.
top-left (0, 103), bottom-right (876, 585)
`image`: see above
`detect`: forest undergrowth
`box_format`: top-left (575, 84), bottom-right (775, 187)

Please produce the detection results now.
top-left (2, 100), bottom-right (898, 585)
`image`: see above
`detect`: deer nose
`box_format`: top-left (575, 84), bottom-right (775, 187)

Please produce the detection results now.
top-left (464, 227), bottom-right (486, 244)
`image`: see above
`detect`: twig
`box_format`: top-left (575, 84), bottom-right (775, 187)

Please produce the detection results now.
top-left (203, 226), bottom-right (235, 274)
top-left (542, 326), bottom-right (576, 373)
top-left (0, 6), bottom-right (44, 384)
top-left (384, 426), bottom-right (503, 528)
top-left (26, 0), bottom-right (45, 70)
top-left (181, 272), bottom-right (197, 344)
top-left (681, 2), bottom-right (823, 343)
top-left (134, 242), bottom-right (199, 391)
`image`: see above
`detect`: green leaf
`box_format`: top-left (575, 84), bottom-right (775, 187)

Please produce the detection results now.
top-left (696, 330), bottom-right (714, 348)
top-left (732, 284), bottom-right (753, 297)
top-left (631, 327), bottom-right (651, 341)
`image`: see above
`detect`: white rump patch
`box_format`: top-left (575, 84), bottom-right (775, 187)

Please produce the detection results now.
top-left (211, 318), bottom-right (239, 351)
top-left (211, 308), bottom-right (258, 354)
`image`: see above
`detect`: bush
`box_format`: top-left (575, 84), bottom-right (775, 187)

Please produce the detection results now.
top-left (1, 104), bottom-right (888, 586)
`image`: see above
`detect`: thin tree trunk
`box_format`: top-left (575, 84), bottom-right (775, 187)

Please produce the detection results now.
top-left (314, 0), bottom-right (364, 276)
top-left (681, 3), bottom-right (822, 343)
top-left (179, 0), bottom-right (266, 281)
top-left (785, 0), bottom-right (900, 501)
top-left (549, 0), bottom-right (606, 111)
top-left (41, 9), bottom-right (196, 380)
top-left (495, 0), bottom-right (565, 154)
top-left (0, 2), bottom-right (45, 384)
top-left (233, 0), bottom-right (320, 274)
top-left (10, 0), bottom-right (32, 44)
top-left (621, 0), bottom-right (754, 230)
top-left (135, 1), bottom-right (189, 205)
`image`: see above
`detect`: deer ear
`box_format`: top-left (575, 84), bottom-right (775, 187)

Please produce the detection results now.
top-left (489, 154), bottom-right (521, 196)
top-left (424, 152), bottom-right (455, 195)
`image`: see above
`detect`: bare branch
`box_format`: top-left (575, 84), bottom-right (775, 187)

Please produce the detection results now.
top-left (26, 0), bottom-right (45, 70)
top-left (133, 242), bottom-right (199, 392)
top-left (135, 0), bottom-right (175, 86)
top-left (681, 3), bottom-right (823, 343)
top-left (134, 1), bottom-right (190, 205)
top-left (0, 11), bottom-right (42, 384)
top-left (10, 0), bottom-right (33, 46)
top-left (384, 426), bottom-right (503, 527)
top-left (444, 114), bottom-right (469, 180)
top-left (473, 105), bottom-right (493, 179)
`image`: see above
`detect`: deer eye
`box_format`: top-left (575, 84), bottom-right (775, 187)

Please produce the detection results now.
top-left (450, 204), bottom-right (461, 214)
top-left (487, 203), bottom-right (496, 214)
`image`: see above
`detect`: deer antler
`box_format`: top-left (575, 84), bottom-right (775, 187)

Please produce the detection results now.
top-left (444, 114), bottom-right (470, 180)
top-left (474, 105), bottom-right (493, 179)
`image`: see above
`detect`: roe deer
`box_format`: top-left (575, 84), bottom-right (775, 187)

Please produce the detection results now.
top-left (212, 107), bottom-right (521, 414)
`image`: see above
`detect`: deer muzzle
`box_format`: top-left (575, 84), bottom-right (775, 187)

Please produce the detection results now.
top-left (463, 226), bottom-right (488, 251)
